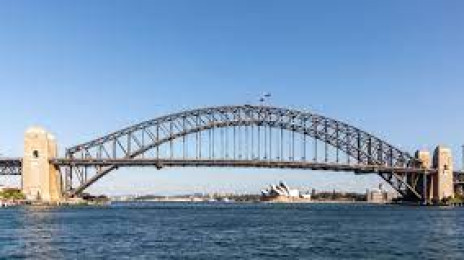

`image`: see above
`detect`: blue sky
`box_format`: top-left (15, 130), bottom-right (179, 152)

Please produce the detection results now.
top-left (1, 1), bottom-right (463, 195)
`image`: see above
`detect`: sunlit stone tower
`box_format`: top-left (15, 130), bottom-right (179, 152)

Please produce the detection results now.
top-left (432, 146), bottom-right (454, 202)
top-left (22, 127), bottom-right (62, 202)
top-left (415, 150), bottom-right (432, 201)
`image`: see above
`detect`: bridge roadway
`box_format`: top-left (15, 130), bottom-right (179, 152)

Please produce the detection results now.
top-left (0, 157), bottom-right (440, 175)
top-left (51, 158), bottom-right (435, 175)
top-left (3, 157), bottom-right (464, 180)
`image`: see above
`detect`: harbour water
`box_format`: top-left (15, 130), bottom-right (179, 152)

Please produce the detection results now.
top-left (1, 202), bottom-right (464, 259)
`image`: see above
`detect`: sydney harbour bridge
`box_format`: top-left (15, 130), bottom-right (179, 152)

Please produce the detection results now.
top-left (1, 104), bottom-right (463, 203)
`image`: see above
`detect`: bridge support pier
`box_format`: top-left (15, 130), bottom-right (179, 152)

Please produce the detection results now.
top-left (22, 127), bottom-right (62, 203)
top-left (432, 146), bottom-right (454, 202)
top-left (415, 150), bottom-right (431, 203)
top-left (415, 146), bottom-right (454, 204)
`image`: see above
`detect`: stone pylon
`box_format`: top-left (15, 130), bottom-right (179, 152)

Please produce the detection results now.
top-left (415, 150), bottom-right (432, 202)
top-left (432, 146), bottom-right (454, 202)
top-left (22, 127), bottom-right (62, 202)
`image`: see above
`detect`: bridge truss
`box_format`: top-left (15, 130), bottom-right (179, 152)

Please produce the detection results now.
top-left (63, 105), bottom-right (426, 199)
top-left (0, 158), bottom-right (22, 176)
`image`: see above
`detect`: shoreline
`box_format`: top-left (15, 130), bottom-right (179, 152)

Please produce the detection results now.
top-left (114, 199), bottom-right (388, 205)
top-left (2, 198), bottom-right (462, 208)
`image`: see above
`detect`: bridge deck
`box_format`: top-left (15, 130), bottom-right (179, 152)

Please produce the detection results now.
top-left (51, 158), bottom-right (436, 175)
top-left (3, 157), bottom-right (464, 181)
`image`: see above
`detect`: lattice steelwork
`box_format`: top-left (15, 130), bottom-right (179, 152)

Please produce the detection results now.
top-left (62, 105), bottom-right (424, 199)
top-left (0, 158), bottom-right (22, 176)
top-left (455, 172), bottom-right (464, 196)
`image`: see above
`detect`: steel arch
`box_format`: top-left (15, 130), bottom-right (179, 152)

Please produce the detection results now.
top-left (64, 105), bottom-right (420, 198)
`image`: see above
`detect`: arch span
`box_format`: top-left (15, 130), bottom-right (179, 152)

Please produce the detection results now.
top-left (63, 105), bottom-right (421, 199)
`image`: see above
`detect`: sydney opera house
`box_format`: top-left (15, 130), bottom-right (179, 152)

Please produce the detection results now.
top-left (261, 182), bottom-right (311, 202)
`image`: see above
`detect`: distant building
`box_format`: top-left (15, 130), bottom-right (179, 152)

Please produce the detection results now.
top-left (366, 184), bottom-right (398, 203)
top-left (261, 182), bottom-right (311, 202)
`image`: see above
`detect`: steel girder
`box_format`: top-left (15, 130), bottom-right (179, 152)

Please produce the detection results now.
top-left (64, 105), bottom-right (420, 198)
top-left (0, 158), bottom-right (22, 175)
